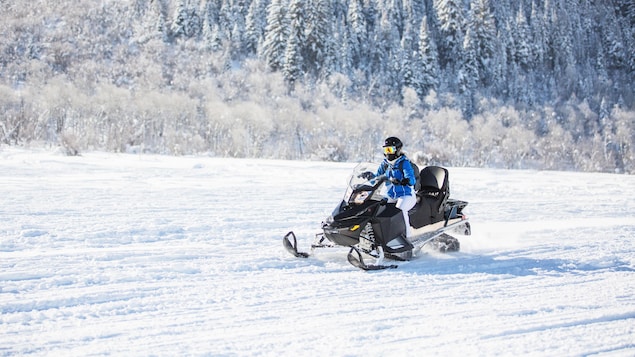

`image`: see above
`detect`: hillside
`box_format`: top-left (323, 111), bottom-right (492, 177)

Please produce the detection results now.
top-left (1, 1), bottom-right (634, 172)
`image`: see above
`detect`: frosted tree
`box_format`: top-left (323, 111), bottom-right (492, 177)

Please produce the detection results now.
top-left (595, 43), bottom-right (609, 87)
top-left (469, 0), bottom-right (497, 80)
top-left (612, 105), bottom-right (635, 173)
top-left (434, 0), bottom-right (465, 68)
top-left (400, 14), bottom-right (422, 99)
top-left (283, 0), bottom-right (305, 86)
top-left (202, 0), bottom-right (221, 44)
top-left (347, 0), bottom-right (368, 70)
top-left (218, 0), bottom-right (234, 39)
top-left (489, 35), bottom-right (508, 98)
top-left (571, 0), bottom-right (592, 61)
top-left (402, 9), bottom-right (419, 55)
top-left (624, 0), bottom-right (635, 23)
top-left (529, 0), bottom-right (546, 69)
top-left (340, 29), bottom-right (354, 74)
top-left (361, 0), bottom-right (382, 77)
top-left (132, 0), bottom-right (159, 42)
top-left (263, 0), bottom-right (290, 71)
top-left (600, 7), bottom-right (626, 70)
top-left (403, 0), bottom-right (425, 28)
top-left (154, 0), bottom-right (170, 42)
top-left (513, 6), bottom-right (532, 69)
top-left (328, 3), bottom-right (348, 76)
top-left (225, 0), bottom-right (248, 59)
top-left (458, 27), bottom-right (478, 116)
top-left (171, 0), bottom-right (200, 39)
top-left (543, 1), bottom-right (575, 75)
top-left (401, 33), bottom-right (414, 89)
top-left (203, 13), bottom-right (223, 51)
top-left (171, 0), bottom-right (187, 38)
top-left (305, 0), bottom-right (333, 79)
top-left (365, 0), bottom-right (380, 33)
top-left (386, 0), bottom-right (406, 40)
top-left (202, 0), bottom-right (221, 25)
top-left (244, 0), bottom-right (268, 55)
top-left (371, 8), bottom-right (403, 101)
top-left (133, 0), bottom-right (151, 18)
top-left (418, 15), bottom-right (439, 97)
top-left (550, 5), bottom-right (577, 98)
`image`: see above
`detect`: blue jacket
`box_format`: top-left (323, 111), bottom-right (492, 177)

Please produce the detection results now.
top-left (376, 155), bottom-right (416, 199)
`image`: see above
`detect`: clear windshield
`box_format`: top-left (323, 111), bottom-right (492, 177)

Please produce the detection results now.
top-left (343, 162), bottom-right (387, 203)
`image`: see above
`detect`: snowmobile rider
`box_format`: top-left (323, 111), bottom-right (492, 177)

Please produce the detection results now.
top-left (360, 137), bottom-right (417, 238)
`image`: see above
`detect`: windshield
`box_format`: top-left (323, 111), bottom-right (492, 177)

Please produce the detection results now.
top-left (343, 162), bottom-right (387, 203)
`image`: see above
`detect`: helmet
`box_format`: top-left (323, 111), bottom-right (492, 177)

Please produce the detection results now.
top-left (382, 136), bottom-right (403, 161)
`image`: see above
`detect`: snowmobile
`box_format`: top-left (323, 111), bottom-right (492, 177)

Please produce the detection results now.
top-left (283, 162), bottom-right (471, 270)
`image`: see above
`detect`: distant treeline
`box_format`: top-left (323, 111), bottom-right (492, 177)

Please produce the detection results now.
top-left (0, 0), bottom-right (633, 173)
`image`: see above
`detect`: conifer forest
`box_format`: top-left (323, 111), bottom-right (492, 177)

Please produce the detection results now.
top-left (1, 0), bottom-right (634, 173)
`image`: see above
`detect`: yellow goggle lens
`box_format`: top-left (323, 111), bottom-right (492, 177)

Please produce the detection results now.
top-left (383, 146), bottom-right (397, 154)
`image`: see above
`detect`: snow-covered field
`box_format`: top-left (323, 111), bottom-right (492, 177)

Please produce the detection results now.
top-left (1, 147), bottom-right (634, 356)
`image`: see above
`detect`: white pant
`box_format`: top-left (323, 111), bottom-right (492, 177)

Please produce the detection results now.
top-left (389, 194), bottom-right (417, 238)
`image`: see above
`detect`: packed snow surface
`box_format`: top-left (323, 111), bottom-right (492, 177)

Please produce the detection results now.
top-left (1, 148), bottom-right (634, 356)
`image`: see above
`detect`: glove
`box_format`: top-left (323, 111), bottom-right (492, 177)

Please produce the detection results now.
top-left (390, 178), bottom-right (411, 186)
top-left (359, 171), bottom-right (375, 180)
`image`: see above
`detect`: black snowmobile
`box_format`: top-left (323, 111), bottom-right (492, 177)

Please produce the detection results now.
top-left (283, 162), bottom-right (471, 270)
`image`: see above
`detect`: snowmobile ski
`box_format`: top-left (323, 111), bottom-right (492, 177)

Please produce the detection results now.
top-left (283, 231), bottom-right (310, 258)
top-left (347, 247), bottom-right (398, 271)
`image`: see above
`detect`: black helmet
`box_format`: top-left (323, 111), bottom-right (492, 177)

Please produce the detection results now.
top-left (382, 136), bottom-right (403, 160)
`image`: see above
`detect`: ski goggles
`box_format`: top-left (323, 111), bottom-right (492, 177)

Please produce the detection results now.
top-left (383, 146), bottom-right (397, 155)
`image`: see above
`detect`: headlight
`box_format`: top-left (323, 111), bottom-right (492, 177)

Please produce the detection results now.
top-left (351, 191), bottom-right (370, 205)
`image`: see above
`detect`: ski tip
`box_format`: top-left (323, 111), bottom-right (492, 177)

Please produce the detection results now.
top-left (283, 231), bottom-right (310, 258)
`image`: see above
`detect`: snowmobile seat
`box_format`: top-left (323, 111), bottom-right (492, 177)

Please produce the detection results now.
top-left (408, 166), bottom-right (450, 228)
top-left (418, 166), bottom-right (449, 218)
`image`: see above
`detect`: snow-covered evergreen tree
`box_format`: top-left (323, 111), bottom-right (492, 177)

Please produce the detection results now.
top-left (601, 7), bottom-right (626, 70)
top-left (469, 0), bottom-right (497, 78)
top-left (244, 0), bottom-right (268, 55)
top-left (218, 0), bottom-right (234, 40)
top-left (154, 0), bottom-right (170, 42)
top-left (202, 0), bottom-right (223, 51)
top-left (404, 0), bottom-right (425, 29)
top-left (133, 0), bottom-right (151, 18)
top-left (458, 27), bottom-right (478, 117)
top-left (372, 7), bottom-right (403, 101)
top-left (347, 0), bottom-right (368, 71)
top-left (529, 0), bottom-right (546, 70)
top-left (263, 0), bottom-right (290, 71)
top-left (401, 32), bottom-right (414, 89)
top-left (418, 15), bottom-right (439, 97)
top-left (434, 0), bottom-right (465, 68)
top-left (386, 0), bottom-right (406, 40)
top-left (171, 0), bottom-right (200, 39)
top-left (513, 6), bottom-right (532, 69)
top-left (305, 0), bottom-right (333, 80)
top-left (283, 0), bottom-right (305, 86)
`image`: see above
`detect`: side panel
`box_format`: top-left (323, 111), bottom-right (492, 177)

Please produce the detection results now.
top-left (372, 205), bottom-right (412, 253)
top-left (323, 227), bottom-right (362, 246)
